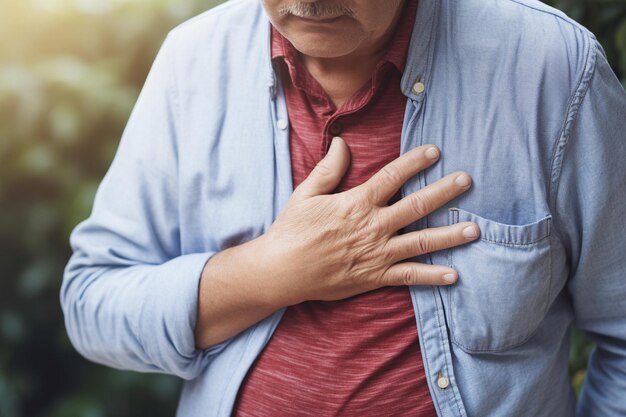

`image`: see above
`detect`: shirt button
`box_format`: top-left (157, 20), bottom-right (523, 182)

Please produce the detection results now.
top-left (437, 372), bottom-right (449, 389)
top-left (329, 122), bottom-right (343, 136)
top-left (412, 81), bottom-right (425, 94)
top-left (277, 119), bottom-right (288, 130)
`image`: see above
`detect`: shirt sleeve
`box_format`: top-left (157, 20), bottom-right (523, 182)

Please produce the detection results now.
top-left (60, 30), bottom-right (230, 380)
top-left (553, 38), bottom-right (626, 416)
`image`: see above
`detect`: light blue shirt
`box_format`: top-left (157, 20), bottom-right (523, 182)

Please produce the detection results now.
top-left (60, 0), bottom-right (626, 415)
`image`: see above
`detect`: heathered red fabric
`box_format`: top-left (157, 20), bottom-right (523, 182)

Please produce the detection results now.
top-left (232, 1), bottom-right (438, 415)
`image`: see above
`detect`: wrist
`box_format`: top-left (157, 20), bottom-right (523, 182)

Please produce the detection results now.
top-left (247, 232), bottom-right (299, 309)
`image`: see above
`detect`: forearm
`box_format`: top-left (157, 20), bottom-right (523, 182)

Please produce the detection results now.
top-left (195, 235), bottom-right (286, 350)
top-left (62, 250), bottom-right (218, 379)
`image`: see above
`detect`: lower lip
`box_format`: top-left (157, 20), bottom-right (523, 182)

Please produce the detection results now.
top-left (296, 16), bottom-right (344, 24)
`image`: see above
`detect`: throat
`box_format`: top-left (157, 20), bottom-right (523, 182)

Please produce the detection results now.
top-left (315, 76), bottom-right (369, 109)
top-left (302, 55), bottom-right (381, 110)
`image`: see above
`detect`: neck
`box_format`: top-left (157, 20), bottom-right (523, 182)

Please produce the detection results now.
top-left (299, 1), bottom-right (406, 108)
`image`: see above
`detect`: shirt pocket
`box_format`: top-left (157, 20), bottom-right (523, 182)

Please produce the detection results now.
top-left (446, 207), bottom-right (552, 353)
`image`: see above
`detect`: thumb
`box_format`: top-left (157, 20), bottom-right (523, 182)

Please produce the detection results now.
top-left (295, 136), bottom-right (350, 198)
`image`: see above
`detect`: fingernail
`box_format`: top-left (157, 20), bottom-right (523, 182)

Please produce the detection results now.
top-left (455, 174), bottom-right (471, 187)
top-left (443, 273), bottom-right (457, 283)
top-left (425, 147), bottom-right (440, 160)
top-left (463, 225), bottom-right (478, 239)
top-left (330, 136), bottom-right (341, 151)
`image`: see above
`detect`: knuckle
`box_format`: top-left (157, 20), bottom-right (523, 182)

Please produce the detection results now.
top-left (351, 183), bottom-right (377, 206)
top-left (367, 210), bottom-right (388, 237)
top-left (408, 193), bottom-right (430, 217)
top-left (378, 239), bottom-right (397, 265)
top-left (348, 261), bottom-right (378, 289)
top-left (400, 267), bottom-right (415, 286)
top-left (338, 192), bottom-right (380, 227)
top-left (411, 266), bottom-right (432, 286)
top-left (380, 164), bottom-right (404, 188)
top-left (336, 193), bottom-right (365, 221)
top-left (314, 162), bottom-right (337, 180)
top-left (414, 232), bottom-right (432, 255)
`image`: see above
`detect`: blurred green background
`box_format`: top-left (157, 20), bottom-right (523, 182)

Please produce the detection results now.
top-left (0, 0), bottom-right (623, 416)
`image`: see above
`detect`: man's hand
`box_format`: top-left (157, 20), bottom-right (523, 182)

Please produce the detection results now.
top-left (195, 136), bottom-right (479, 349)
top-left (257, 136), bottom-right (480, 307)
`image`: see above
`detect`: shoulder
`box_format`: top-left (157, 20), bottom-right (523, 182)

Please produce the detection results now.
top-left (151, 0), bottom-right (270, 94)
top-left (442, 0), bottom-right (598, 84)
top-left (172, 0), bottom-right (264, 38)
top-left (470, 0), bottom-right (593, 39)
top-left (162, 0), bottom-right (267, 59)
top-left (502, 0), bottom-right (597, 62)
top-left (443, 0), bottom-right (595, 66)
top-left (499, 0), bottom-right (607, 105)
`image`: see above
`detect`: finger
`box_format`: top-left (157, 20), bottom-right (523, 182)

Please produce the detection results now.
top-left (355, 144), bottom-right (440, 206)
top-left (384, 222), bottom-right (480, 263)
top-left (379, 262), bottom-right (459, 286)
top-left (378, 171), bottom-right (472, 233)
top-left (294, 136), bottom-right (350, 198)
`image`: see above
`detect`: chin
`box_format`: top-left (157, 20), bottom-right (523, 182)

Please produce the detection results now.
top-left (287, 34), bottom-right (361, 58)
top-left (294, 44), bottom-right (356, 58)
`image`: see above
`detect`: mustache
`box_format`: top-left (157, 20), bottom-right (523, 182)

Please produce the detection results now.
top-left (277, 2), bottom-right (357, 19)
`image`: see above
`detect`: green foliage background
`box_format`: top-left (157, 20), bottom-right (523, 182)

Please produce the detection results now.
top-left (0, 0), bottom-right (623, 416)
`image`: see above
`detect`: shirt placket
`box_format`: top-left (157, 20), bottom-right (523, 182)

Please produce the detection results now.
top-left (400, 79), bottom-right (468, 417)
top-left (318, 77), bottom-right (384, 159)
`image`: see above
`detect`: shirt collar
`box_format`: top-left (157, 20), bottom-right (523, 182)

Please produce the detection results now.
top-left (262, 0), bottom-right (440, 101)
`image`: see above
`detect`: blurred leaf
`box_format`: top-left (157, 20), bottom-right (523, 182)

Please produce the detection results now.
top-left (572, 370), bottom-right (587, 397)
top-left (0, 372), bottom-right (21, 417)
top-left (0, 312), bottom-right (24, 344)
top-left (18, 258), bottom-right (58, 299)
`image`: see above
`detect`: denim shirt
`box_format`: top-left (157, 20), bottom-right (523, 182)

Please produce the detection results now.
top-left (60, 0), bottom-right (626, 416)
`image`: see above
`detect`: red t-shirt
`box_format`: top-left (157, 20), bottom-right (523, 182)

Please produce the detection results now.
top-left (232, 1), bottom-right (438, 415)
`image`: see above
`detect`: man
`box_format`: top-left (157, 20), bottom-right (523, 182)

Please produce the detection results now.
top-left (60, 0), bottom-right (626, 416)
